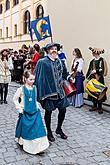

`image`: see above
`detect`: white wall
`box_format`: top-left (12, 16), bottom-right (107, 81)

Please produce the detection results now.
top-left (47, 0), bottom-right (110, 104)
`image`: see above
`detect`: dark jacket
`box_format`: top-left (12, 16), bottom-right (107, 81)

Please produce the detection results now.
top-left (34, 56), bottom-right (69, 101)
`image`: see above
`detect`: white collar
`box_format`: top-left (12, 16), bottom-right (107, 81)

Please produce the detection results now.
top-left (94, 56), bottom-right (100, 60)
top-left (47, 54), bottom-right (58, 61)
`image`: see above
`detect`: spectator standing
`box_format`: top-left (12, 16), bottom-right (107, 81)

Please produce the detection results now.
top-left (58, 45), bottom-right (67, 67)
top-left (0, 49), bottom-right (11, 104)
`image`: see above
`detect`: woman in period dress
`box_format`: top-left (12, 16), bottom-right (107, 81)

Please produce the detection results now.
top-left (69, 48), bottom-right (84, 107)
top-left (0, 49), bottom-right (11, 104)
top-left (86, 47), bottom-right (107, 114)
top-left (13, 71), bottom-right (49, 154)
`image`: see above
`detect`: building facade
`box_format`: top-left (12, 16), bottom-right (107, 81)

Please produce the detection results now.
top-left (0, 0), bottom-right (47, 49)
top-left (47, 0), bottom-right (110, 104)
top-left (0, 0), bottom-right (110, 104)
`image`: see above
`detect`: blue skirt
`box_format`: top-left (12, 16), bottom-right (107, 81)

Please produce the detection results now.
top-left (68, 93), bottom-right (84, 107)
top-left (15, 109), bottom-right (46, 140)
top-left (75, 72), bottom-right (84, 94)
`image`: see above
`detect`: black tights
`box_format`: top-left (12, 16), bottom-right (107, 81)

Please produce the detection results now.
top-left (44, 108), bottom-right (66, 133)
top-left (0, 83), bottom-right (8, 101)
top-left (93, 100), bottom-right (102, 109)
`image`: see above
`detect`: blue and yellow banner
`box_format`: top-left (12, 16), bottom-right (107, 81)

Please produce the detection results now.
top-left (29, 16), bottom-right (52, 42)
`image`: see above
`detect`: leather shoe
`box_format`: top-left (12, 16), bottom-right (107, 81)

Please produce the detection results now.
top-left (4, 101), bottom-right (8, 104)
top-left (47, 131), bottom-right (55, 142)
top-left (56, 129), bottom-right (68, 139)
top-left (98, 109), bottom-right (103, 114)
top-left (89, 107), bottom-right (97, 111)
top-left (0, 100), bottom-right (3, 104)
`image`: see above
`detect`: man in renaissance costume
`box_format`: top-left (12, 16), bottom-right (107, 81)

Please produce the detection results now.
top-left (34, 43), bottom-right (73, 142)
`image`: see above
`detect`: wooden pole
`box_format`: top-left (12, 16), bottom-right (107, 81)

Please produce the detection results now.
top-left (50, 36), bottom-right (53, 43)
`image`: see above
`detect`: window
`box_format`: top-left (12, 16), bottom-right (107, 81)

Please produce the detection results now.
top-left (6, 0), bottom-right (10, 10)
top-left (36, 5), bottom-right (44, 18)
top-left (6, 27), bottom-right (8, 38)
top-left (23, 10), bottom-right (30, 34)
top-left (0, 29), bottom-right (2, 38)
top-left (13, 0), bottom-right (19, 6)
top-left (0, 4), bottom-right (3, 14)
top-left (14, 24), bottom-right (17, 36)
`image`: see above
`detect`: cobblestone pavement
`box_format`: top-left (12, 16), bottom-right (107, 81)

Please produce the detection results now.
top-left (1, 82), bottom-right (110, 165)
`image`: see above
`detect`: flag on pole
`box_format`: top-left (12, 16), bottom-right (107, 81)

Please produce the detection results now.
top-left (29, 26), bottom-right (33, 42)
top-left (29, 16), bottom-right (52, 42)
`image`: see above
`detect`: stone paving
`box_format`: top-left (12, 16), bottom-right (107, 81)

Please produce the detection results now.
top-left (0, 82), bottom-right (110, 165)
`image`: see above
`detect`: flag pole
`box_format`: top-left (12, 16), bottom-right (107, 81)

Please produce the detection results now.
top-left (50, 36), bottom-right (53, 43)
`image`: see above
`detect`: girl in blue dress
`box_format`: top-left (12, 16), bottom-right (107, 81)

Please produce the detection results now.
top-left (13, 71), bottom-right (49, 154)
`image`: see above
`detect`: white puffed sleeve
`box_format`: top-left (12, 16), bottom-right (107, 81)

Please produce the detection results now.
top-left (77, 58), bottom-right (84, 72)
top-left (13, 87), bottom-right (24, 113)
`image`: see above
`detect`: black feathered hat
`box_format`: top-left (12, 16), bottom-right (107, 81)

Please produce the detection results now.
top-left (89, 47), bottom-right (104, 55)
